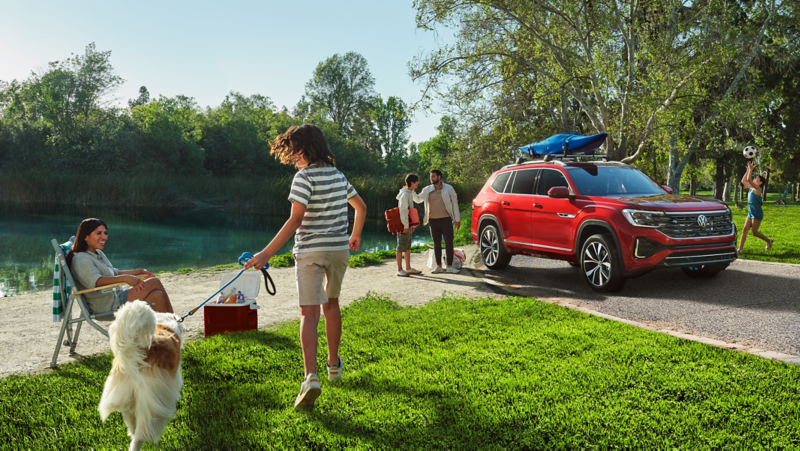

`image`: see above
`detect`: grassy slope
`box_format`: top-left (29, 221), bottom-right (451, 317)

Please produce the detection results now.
top-left (2, 295), bottom-right (798, 448)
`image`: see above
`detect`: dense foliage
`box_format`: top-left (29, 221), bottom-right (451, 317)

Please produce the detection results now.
top-left (410, 0), bottom-right (800, 198)
top-left (0, 45), bottom-right (432, 181)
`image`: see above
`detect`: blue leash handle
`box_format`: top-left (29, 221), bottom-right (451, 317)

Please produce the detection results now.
top-left (178, 252), bottom-right (270, 322)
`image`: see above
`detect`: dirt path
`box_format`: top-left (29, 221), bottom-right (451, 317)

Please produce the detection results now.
top-left (2, 245), bottom-right (499, 378)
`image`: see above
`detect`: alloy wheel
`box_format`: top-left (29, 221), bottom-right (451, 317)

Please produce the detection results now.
top-left (480, 227), bottom-right (499, 267)
top-left (583, 241), bottom-right (611, 287)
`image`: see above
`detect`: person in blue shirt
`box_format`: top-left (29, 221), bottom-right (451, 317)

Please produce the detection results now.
top-left (737, 161), bottom-right (774, 255)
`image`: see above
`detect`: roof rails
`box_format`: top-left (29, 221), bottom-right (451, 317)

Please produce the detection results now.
top-left (508, 154), bottom-right (610, 167)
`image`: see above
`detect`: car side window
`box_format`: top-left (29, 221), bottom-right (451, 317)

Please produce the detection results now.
top-left (491, 172), bottom-right (511, 193)
top-left (509, 169), bottom-right (538, 195)
top-left (537, 169), bottom-right (570, 195)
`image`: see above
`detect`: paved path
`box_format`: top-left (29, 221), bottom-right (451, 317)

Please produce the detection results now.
top-left (471, 253), bottom-right (800, 360)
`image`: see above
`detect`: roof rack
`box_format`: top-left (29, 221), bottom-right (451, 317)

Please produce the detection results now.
top-left (514, 154), bottom-right (609, 165)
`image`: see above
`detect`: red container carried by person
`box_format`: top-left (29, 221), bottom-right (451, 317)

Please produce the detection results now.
top-left (385, 208), bottom-right (420, 236)
top-left (204, 272), bottom-right (261, 337)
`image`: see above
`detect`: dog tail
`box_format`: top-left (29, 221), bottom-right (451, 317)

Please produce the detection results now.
top-left (108, 300), bottom-right (156, 375)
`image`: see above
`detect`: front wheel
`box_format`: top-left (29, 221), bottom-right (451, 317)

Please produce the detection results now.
top-left (681, 263), bottom-right (729, 278)
top-left (479, 224), bottom-right (511, 269)
top-left (580, 234), bottom-right (627, 293)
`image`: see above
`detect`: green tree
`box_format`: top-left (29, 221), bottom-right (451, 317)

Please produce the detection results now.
top-left (128, 86), bottom-right (150, 108)
top-left (374, 95), bottom-right (412, 173)
top-left (305, 52), bottom-right (375, 135)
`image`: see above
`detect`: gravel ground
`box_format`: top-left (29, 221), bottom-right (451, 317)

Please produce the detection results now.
top-left (476, 255), bottom-right (800, 356)
top-left (1, 245), bottom-right (498, 378)
top-left (5, 244), bottom-right (797, 379)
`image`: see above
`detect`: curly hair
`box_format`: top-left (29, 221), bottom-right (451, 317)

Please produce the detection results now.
top-left (270, 124), bottom-right (336, 167)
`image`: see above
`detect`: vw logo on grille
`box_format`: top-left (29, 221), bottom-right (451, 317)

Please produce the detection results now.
top-left (697, 215), bottom-right (709, 228)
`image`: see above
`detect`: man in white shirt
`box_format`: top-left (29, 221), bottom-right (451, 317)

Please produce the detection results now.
top-left (414, 169), bottom-right (461, 274)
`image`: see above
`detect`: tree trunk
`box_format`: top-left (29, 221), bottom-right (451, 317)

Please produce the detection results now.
top-left (666, 135), bottom-right (681, 194)
top-left (690, 177), bottom-right (697, 196)
top-left (714, 160), bottom-right (725, 201)
top-left (762, 168), bottom-right (770, 202)
top-left (723, 175), bottom-right (733, 202)
top-left (734, 181), bottom-right (740, 205)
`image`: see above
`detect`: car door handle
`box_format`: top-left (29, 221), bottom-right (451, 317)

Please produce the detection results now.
top-left (502, 201), bottom-right (510, 206)
top-left (533, 203), bottom-right (543, 208)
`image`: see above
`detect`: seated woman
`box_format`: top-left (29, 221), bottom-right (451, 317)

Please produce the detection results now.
top-left (66, 218), bottom-right (174, 314)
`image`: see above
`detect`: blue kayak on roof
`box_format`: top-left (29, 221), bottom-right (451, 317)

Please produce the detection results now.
top-left (519, 132), bottom-right (608, 156)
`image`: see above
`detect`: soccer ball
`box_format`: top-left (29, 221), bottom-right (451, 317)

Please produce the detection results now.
top-left (743, 146), bottom-right (757, 159)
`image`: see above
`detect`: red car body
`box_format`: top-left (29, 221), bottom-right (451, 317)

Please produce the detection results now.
top-left (471, 161), bottom-right (737, 292)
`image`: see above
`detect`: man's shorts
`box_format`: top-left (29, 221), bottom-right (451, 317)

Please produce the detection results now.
top-left (294, 249), bottom-right (350, 306)
top-left (396, 231), bottom-right (413, 252)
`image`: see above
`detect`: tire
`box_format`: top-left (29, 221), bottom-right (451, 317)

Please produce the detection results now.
top-left (479, 223), bottom-right (511, 269)
top-left (580, 234), bottom-right (627, 293)
top-left (681, 262), bottom-right (729, 278)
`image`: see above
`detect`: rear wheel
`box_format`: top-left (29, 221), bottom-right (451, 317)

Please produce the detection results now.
top-left (479, 224), bottom-right (511, 269)
top-left (681, 263), bottom-right (729, 278)
top-left (580, 234), bottom-right (627, 293)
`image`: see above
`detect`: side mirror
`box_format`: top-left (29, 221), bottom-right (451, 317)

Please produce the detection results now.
top-left (662, 185), bottom-right (673, 194)
top-left (547, 186), bottom-right (571, 198)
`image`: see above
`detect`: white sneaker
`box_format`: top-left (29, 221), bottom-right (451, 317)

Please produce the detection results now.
top-left (326, 356), bottom-right (343, 382)
top-left (446, 266), bottom-right (460, 274)
top-left (431, 266), bottom-right (445, 274)
top-left (294, 373), bottom-right (321, 411)
top-left (397, 269), bottom-right (409, 277)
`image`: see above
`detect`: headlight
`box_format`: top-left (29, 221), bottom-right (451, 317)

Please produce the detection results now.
top-left (622, 209), bottom-right (666, 228)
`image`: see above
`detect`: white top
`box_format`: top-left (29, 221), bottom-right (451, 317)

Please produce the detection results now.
top-left (413, 183), bottom-right (461, 226)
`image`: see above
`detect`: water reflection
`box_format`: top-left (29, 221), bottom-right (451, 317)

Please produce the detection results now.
top-left (0, 203), bottom-right (430, 296)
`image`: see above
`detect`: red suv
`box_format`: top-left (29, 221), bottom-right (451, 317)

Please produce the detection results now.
top-left (471, 159), bottom-right (737, 292)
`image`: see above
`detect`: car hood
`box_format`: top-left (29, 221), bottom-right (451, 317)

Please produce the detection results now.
top-left (610, 194), bottom-right (728, 211)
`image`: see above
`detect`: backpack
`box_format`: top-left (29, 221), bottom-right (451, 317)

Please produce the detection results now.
top-left (385, 208), bottom-right (420, 236)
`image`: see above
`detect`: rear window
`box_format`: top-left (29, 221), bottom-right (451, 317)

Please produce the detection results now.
top-left (567, 166), bottom-right (666, 196)
top-left (509, 169), bottom-right (537, 195)
top-left (491, 172), bottom-right (511, 193)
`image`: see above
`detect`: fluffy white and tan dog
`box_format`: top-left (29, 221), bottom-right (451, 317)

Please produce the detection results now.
top-left (99, 300), bottom-right (184, 451)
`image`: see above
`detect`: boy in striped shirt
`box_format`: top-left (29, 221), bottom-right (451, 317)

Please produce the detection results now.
top-left (245, 124), bottom-right (367, 411)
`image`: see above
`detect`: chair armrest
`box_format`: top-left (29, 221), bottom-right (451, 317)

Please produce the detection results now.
top-left (72, 282), bottom-right (129, 296)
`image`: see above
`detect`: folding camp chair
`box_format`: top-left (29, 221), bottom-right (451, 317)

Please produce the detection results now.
top-left (50, 238), bottom-right (128, 368)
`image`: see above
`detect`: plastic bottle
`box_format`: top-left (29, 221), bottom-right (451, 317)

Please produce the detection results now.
top-left (237, 291), bottom-right (244, 303)
top-left (217, 294), bottom-right (225, 304)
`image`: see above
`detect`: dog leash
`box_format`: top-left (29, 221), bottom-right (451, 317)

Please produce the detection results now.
top-left (177, 252), bottom-right (275, 323)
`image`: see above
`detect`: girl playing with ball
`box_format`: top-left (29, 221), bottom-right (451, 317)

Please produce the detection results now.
top-left (737, 160), bottom-right (774, 255)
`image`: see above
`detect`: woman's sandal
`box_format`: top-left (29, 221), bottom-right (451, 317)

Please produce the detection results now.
top-left (765, 239), bottom-right (774, 251)
top-left (737, 249), bottom-right (744, 255)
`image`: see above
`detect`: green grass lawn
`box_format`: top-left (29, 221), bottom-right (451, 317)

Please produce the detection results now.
top-left (730, 203), bottom-right (800, 264)
top-left (3, 294), bottom-right (799, 448)
top-left (679, 192), bottom-right (798, 265)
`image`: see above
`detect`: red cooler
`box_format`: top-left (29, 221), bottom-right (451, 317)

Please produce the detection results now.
top-left (204, 272), bottom-right (261, 338)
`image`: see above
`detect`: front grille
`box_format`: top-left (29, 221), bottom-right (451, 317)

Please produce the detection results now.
top-left (659, 211), bottom-right (733, 239)
top-left (662, 250), bottom-right (737, 266)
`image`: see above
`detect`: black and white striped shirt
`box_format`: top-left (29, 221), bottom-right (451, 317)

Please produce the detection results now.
top-left (289, 164), bottom-right (357, 254)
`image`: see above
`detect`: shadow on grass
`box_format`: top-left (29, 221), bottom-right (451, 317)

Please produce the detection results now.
top-left (309, 372), bottom-right (545, 449)
top-left (175, 329), bottom-right (301, 449)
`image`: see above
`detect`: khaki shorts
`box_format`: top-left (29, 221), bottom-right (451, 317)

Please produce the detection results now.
top-left (294, 249), bottom-right (350, 306)
top-left (396, 231), bottom-right (413, 252)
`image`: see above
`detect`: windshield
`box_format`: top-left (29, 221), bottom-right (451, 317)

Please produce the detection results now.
top-left (566, 166), bottom-right (666, 196)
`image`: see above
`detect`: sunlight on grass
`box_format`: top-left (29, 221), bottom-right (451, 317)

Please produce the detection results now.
top-left (1, 294), bottom-right (798, 448)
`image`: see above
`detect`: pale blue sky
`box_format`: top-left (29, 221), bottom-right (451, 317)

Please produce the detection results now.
top-left (0, 0), bottom-right (452, 143)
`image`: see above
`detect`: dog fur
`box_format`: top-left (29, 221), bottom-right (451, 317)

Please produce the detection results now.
top-left (99, 300), bottom-right (184, 451)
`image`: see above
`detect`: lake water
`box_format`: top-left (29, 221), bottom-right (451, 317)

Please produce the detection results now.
top-left (0, 203), bottom-right (431, 296)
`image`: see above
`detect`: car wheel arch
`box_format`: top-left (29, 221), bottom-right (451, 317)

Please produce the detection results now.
top-left (576, 220), bottom-right (623, 263)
